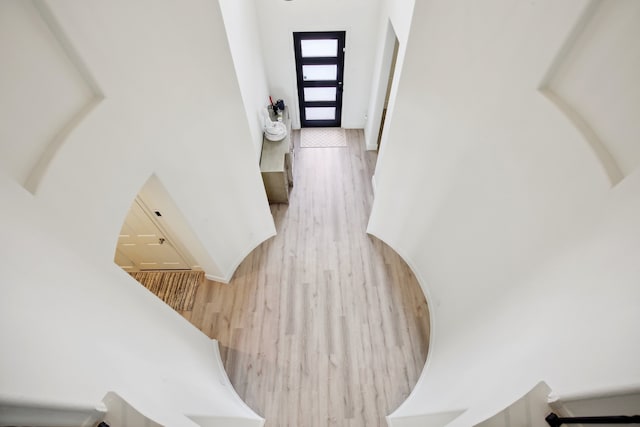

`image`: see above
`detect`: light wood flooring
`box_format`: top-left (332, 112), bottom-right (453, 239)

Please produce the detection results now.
top-left (181, 129), bottom-right (430, 427)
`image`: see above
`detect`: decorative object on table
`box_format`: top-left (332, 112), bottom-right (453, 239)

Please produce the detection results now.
top-left (262, 106), bottom-right (287, 142)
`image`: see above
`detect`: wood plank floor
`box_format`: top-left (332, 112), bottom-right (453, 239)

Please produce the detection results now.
top-left (181, 129), bottom-right (430, 427)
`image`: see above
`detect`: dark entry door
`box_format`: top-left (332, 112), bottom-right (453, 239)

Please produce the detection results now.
top-left (293, 31), bottom-right (345, 128)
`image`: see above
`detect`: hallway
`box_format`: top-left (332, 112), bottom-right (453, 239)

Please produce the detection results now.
top-left (182, 130), bottom-right (430, 426)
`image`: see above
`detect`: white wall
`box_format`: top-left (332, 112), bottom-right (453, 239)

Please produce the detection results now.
top-left (545, 0), bottom-right (640, 178)
top-left (384, 0), bottom-right (415, 44)
top-left (364, 0), bottom-right (414, 150)
top-left (219, 0), bottom-right (271, 160)
top-left (137, 174), bottom-right (224, 280)
top-left (254, 0), bottom-right (382, 129)
top-left (102, 392), bottom-right (162, 427)
top-left (0, 0), bottom-right (97, 189)
top-left (369, 0), bottom-right (640, 424)
top-left (364, 20), bottom-right (397, 151)
top-left (31, 0), bottom-right (275, 281)
top-left (0, 180), bottom-right (263, 426)
top-left (475, 382), bottom-right (551, 427)
top-left (0, 0), bottom-right (273, 424)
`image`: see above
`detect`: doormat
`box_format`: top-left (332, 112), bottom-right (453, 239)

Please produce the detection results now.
top-left (129, 270), bottom-right (203, 311)
top-left (300, 128), bottom-right (347, 148)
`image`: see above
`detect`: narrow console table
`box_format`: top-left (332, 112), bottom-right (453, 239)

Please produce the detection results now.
top-left (259, 108), bottom-right (294, 204)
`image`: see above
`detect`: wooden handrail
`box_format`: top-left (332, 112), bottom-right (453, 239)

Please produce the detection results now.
top-left (546, 412), bottom-right (640, 426)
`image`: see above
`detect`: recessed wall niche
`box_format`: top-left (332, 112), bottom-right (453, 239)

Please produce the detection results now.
top-left (0, 0), bottom-right (102, 193)
top-left (540, 0), bottom-right (640, 186)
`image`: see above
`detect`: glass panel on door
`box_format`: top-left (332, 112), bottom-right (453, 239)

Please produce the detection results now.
top-left (303, 87), bottom-right (337, 102)
top-left (302, 65), bottom-right (338, 81)
top-left (305, 107), bottom-right (336, 120)
top-left (301, 39), bottom-right (338, 57)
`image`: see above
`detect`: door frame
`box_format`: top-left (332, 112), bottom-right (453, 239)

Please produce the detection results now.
top-left (366, 20), bottom-right (400, 151)
top-left (293, 31), bottom-right (346, 128)
top-left (377, 32), bottom-right (399, 152)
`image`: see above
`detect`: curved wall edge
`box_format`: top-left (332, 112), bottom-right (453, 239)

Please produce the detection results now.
top-left (366, 0), bottom-right (639, 424)
top-left (207, 339), bottom-right (265, 422)
top-left (365, 229), bottom-right (437, 419)
top-left (24, 0), bottom-right (105, 195)
top-left (537, 0), bottom-right (601, 89)
top-left (216, 230), bottom-right (276, 284)
top-left (188, 416), bottom-right (264, 427)
top-left (536, 0), bottom-right (639, 187)
top-left (386, 410), bottom-right (465, 427)
top-left (539, 89), bottom-right (623, 187)
top-left (25, 97), bottom-right (104, 194)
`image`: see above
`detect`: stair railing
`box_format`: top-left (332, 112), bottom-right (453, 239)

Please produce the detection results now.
top-left (546, 412), bottom-right (640, 426)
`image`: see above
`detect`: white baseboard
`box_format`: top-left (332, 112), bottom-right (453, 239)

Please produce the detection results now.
top-left (204, 273), bottom-right (230, 284)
